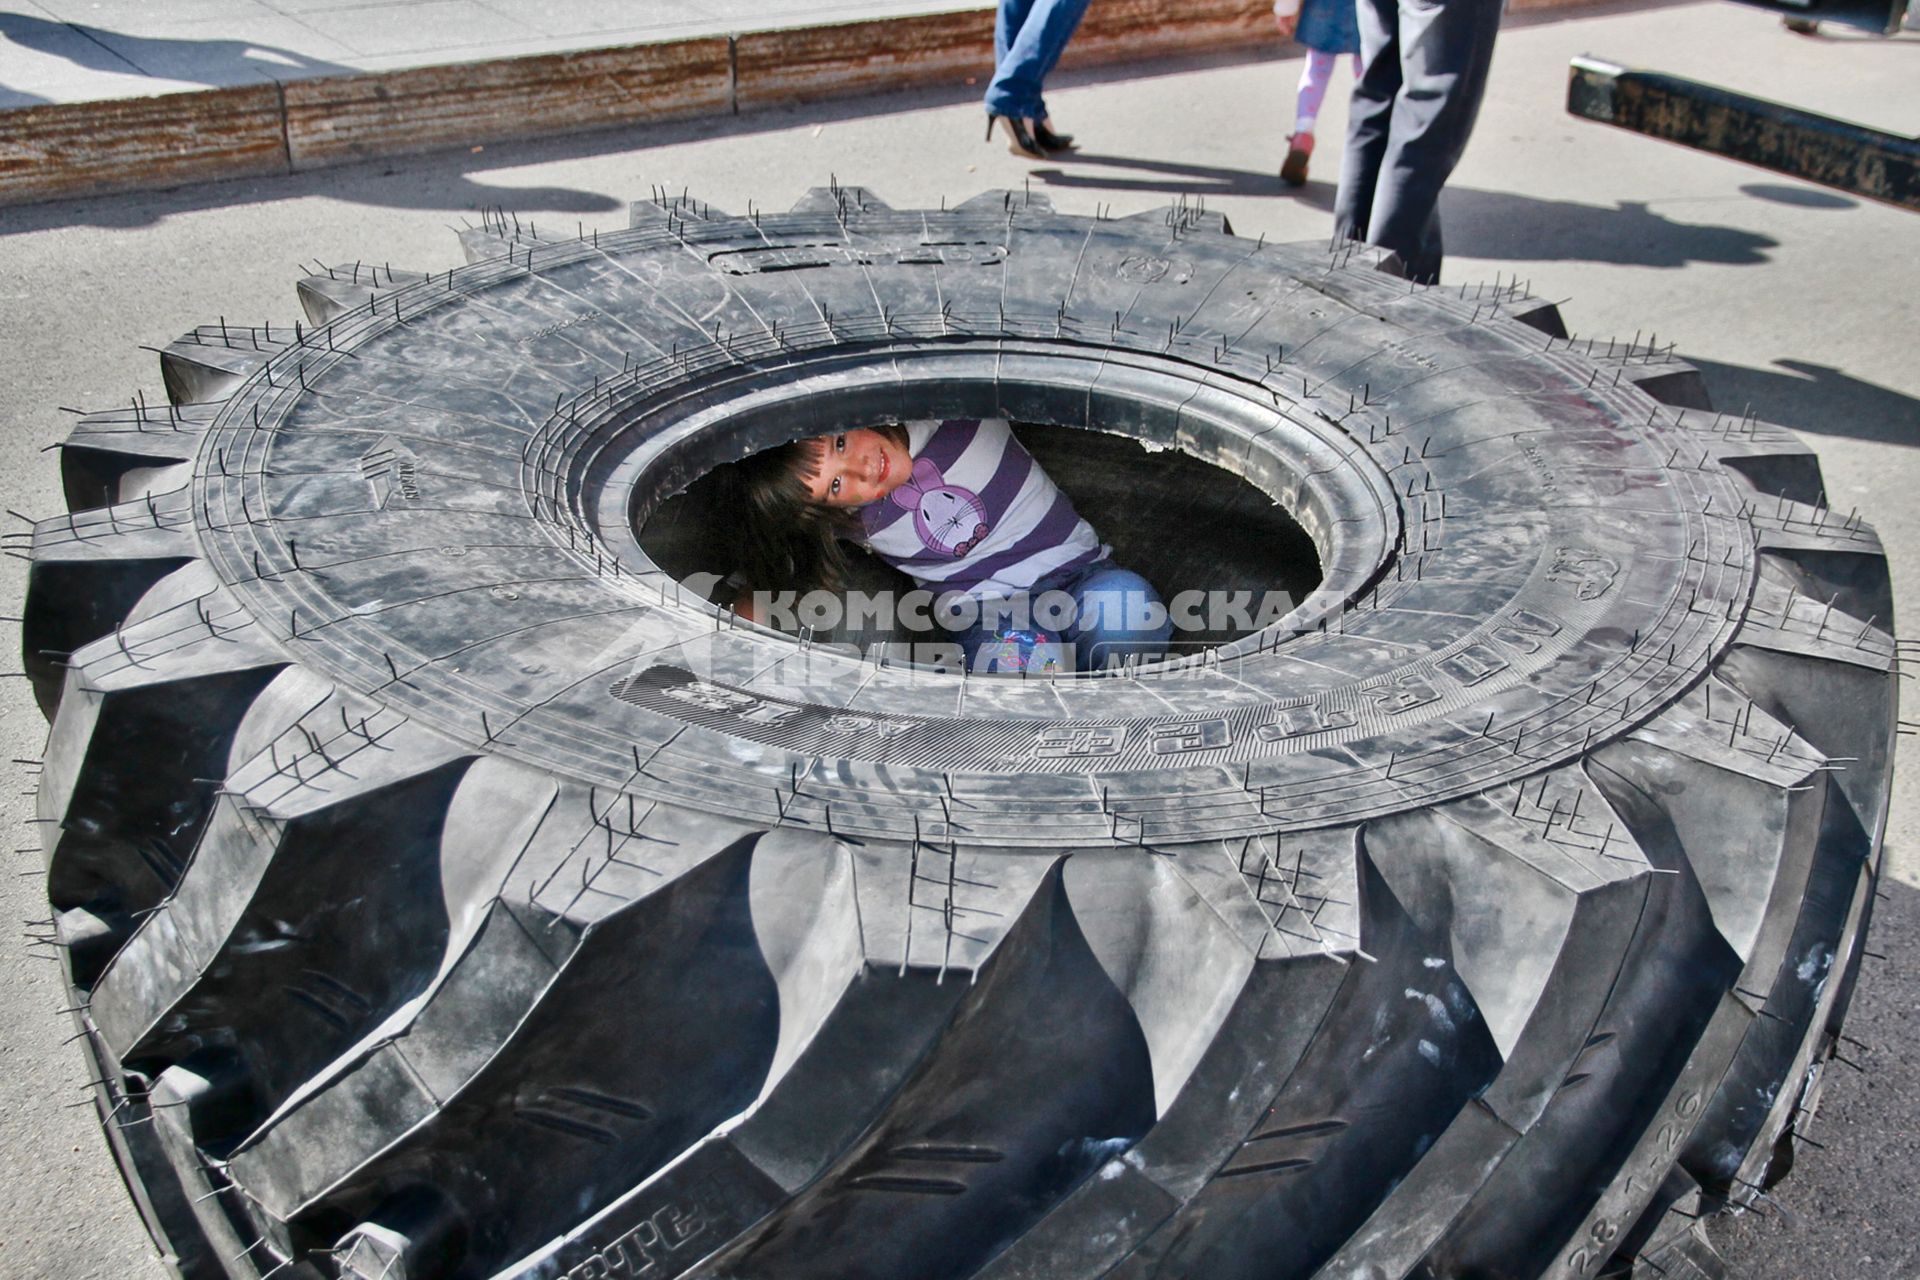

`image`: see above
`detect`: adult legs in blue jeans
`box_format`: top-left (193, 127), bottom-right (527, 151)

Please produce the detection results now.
top-left (984, 0), bottom-right (1092, 122)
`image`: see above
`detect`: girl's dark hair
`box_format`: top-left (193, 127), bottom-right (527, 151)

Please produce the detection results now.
top-left (719, 424), bottom-right (908, 593)
top-left (721, 439), bottom-right (853, 592)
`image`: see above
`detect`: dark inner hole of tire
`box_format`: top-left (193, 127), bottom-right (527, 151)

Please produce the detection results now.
top-left (639, 424), bottom-right (1323, 655)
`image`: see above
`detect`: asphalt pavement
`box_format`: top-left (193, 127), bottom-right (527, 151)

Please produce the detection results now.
top-left (0, 1), bottom-right (1914, 1276)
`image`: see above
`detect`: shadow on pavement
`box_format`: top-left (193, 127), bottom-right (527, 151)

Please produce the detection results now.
top-left (1692, 357), bottom-right (1920, 448)
top-left (0, 156), bottom-right (628, 237)
top-left (1028, 167), bottom-right (1787, 276)
top-left (1738, 182), bottom-right (1858, 210)
top-left (1030, 152), bottom-right (1286, 199)
top-left (1439, 187), bottom-right (1779, 267)
top-left (0, 11), bottom-right (354, 87)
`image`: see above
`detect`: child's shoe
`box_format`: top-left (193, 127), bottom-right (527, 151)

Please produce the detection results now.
top-left (1280, 131), bottom-right (1314, 187)
top-left (974, 629), bottom-right (1063, 675)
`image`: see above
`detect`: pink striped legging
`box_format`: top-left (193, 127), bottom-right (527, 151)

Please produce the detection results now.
top-left (1294, 48), bottom-right (1362, 138)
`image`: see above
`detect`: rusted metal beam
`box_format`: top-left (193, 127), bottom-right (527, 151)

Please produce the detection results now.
top-left (1567, 56), bottom-right (1920, 213)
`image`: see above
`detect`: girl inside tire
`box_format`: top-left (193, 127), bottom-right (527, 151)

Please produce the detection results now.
top-left (724, 418), bottom-right (1172, 673)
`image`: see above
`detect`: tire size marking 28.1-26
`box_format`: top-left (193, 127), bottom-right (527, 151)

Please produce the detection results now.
top-left (1562, 1088), bottom-right (1704, 1277)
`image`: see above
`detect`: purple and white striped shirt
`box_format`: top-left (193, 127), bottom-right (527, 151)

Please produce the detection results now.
top-left (857, 418), bottom-right (1105, 598)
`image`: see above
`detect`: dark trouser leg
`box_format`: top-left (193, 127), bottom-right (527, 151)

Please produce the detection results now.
top-left (1364, 0), bottom-right (1502, 283)
top-left (1333, 0), bottom-right (1403, 246)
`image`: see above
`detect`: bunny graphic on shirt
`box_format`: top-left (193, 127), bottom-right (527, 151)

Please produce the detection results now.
top-left (891, 457), bottom-right (990, 557)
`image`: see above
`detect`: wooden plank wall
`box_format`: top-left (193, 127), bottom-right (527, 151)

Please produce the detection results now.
top-left (283, 39), bottom-right (734, 170)
top-left (0, 85), bottom-right (287, 204)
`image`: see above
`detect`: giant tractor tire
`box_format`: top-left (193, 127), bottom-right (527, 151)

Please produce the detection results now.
top-left (22, 185), bottom-right (1896, 1280)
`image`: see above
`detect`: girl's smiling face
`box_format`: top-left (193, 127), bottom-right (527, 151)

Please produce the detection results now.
top-left (801, 427), bottom-right (912, 507)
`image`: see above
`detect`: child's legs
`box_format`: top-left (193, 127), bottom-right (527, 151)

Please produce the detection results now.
top-left (947, 564), bottom-right (1170, 672)
top-left (951, 594), bottom-right (1066, 674)
top-left (1293, 47), bottom-right (1341, 137)
top-left (1065, 563), bottom-right (1172, 670)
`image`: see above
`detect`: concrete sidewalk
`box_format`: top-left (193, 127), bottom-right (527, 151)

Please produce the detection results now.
top-left (0, 0), bottom-right (1257, 204)
top-left (0, 0), bottom-right (984, 108)
top-left (0, 0), bottom-right (1612, 207)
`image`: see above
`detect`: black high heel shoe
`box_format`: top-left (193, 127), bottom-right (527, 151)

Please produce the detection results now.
top-left (986, 113), bottom-right (1047, 161)
top-left (1033, 118), bottom-right (1075, 152)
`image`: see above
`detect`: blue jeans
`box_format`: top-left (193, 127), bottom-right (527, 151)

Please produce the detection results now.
top-left (983, 0), bottom-right (1092, 121)
top-left (951, 560), bottom-right (1172, 674)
